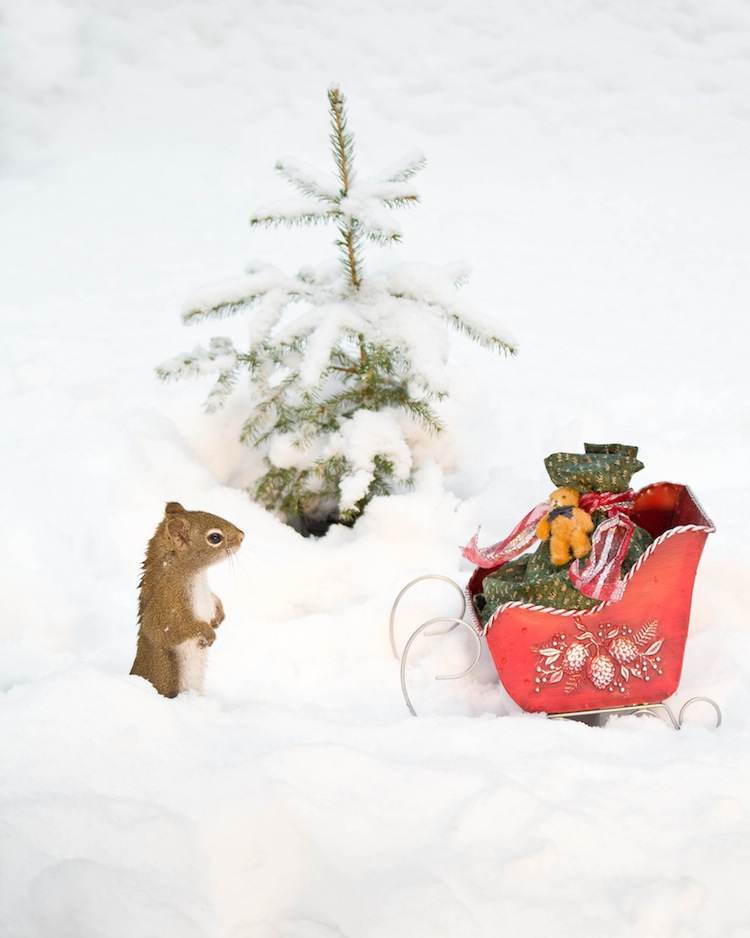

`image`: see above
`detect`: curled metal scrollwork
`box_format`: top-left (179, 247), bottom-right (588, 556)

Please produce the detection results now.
top-left (549, 697), bottom-right (722, 729)
top-left (399, 616), bottom-right (483, 717)
top-left (389, 575), bottom-right (467, 660)
top-left (678, 696), bottom-right (722, 728)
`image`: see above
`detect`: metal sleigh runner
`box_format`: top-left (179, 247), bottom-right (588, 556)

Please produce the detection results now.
top-left (390, 444), bottom-right (722, 728)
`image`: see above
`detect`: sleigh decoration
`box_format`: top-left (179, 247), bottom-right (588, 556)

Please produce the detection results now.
top-left (391, 448), bottom-right (721, 728)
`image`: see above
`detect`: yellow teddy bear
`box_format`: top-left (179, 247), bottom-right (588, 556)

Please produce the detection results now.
top-left (535, 486), bottom-right (594, 566)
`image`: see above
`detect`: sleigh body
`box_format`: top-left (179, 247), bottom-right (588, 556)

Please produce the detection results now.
top-left (467, 482), bottom-right (714, 714)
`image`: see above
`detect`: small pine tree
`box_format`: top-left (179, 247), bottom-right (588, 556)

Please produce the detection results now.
top-left (159, 86), bottom-right (516, 534)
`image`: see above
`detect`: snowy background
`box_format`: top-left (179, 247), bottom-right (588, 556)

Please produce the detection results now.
top-left (2, 1), bottom-right (749, 936)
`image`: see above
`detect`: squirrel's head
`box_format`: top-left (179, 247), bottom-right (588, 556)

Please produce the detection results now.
top-left (161, 501), bottom-right (244, 568)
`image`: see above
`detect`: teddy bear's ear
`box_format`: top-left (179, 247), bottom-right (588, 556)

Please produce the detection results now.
top-left (550, 486), bottom-right (574, 505)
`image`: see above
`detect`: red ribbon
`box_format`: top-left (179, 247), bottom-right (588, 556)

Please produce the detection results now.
top-left (461, 502), bottom-right (550, 569)
top-left (570, 490), bottom-right (635, 602)
top-left (461, 489), bottom-right (637, 604)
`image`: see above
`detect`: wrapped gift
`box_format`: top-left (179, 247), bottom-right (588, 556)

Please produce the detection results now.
top-left (466, 444), bottom-right (653, 615)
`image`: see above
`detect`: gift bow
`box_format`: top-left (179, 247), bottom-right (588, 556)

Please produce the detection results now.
top-left (461, 489), bottom-right (636, 604)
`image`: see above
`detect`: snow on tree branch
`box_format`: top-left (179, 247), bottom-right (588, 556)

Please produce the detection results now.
top-left (373, 149), bottom-right (427, 184)
top-left (160, 86), bottom-right (517, 533)
top-left (274, 157), bottom-right (341, 202)
top-left (182, 267), bottom-right (310, 322)
top-left (339, 195), bottom-right (404, 244)
top-left (250, 200), bottom-right (338, 228)
top-left (386, 263), bottom-right (517, 355)
top-left (157, 336), bottom-right (238, 381)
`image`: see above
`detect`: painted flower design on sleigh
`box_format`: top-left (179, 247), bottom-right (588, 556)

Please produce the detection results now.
top-left (532, 618), bottom-right (665, 696)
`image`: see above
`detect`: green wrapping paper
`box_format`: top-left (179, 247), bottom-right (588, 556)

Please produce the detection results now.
top-left (544, 443), bottom-right (644, 493)
top-left (478, 444), bottom-right (653, 618)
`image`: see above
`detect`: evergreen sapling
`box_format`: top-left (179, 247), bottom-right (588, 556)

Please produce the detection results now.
top-left (159, 86), bottom-right (516, 534)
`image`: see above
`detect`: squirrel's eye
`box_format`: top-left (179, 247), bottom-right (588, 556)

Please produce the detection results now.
top-left (206, 530), bottom-right (224, 546)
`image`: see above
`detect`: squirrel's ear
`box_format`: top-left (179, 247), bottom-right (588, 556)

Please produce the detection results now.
top-left (166, 516), bottom-right (190, 548)
top-left (165, 502), bottom-right (185, 514)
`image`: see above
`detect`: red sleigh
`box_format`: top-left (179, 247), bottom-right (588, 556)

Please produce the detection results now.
top-left (391, 482), bottom-right (721, 727)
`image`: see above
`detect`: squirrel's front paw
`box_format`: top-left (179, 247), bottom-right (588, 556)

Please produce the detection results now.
top-left (198, 625), bottom-right (217, 647)
top-left (211, 596), bottom-right (225, 629)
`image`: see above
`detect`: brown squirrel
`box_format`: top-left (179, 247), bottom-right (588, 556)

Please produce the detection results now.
top-left (130, 502), bottom-right (244, 697)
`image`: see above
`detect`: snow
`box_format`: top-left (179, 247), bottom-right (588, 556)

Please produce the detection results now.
top-left (325, 409), bottom-right (413, 510)
top-left (1, 0), bottom-right (749, 936)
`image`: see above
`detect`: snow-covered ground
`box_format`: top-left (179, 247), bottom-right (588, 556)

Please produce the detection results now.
top-left (2, 1), bottom-right (749, 936)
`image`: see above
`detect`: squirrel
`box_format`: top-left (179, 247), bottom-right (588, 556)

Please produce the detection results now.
top-left (130, 502), bottom-right (244, 697)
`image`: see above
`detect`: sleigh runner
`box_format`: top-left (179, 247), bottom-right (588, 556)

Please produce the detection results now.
top-left (391, 448), bottom-right (720, 727)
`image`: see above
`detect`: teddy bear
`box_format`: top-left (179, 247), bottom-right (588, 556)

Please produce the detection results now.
top-left (535, 486), bottom-right (594, 566)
